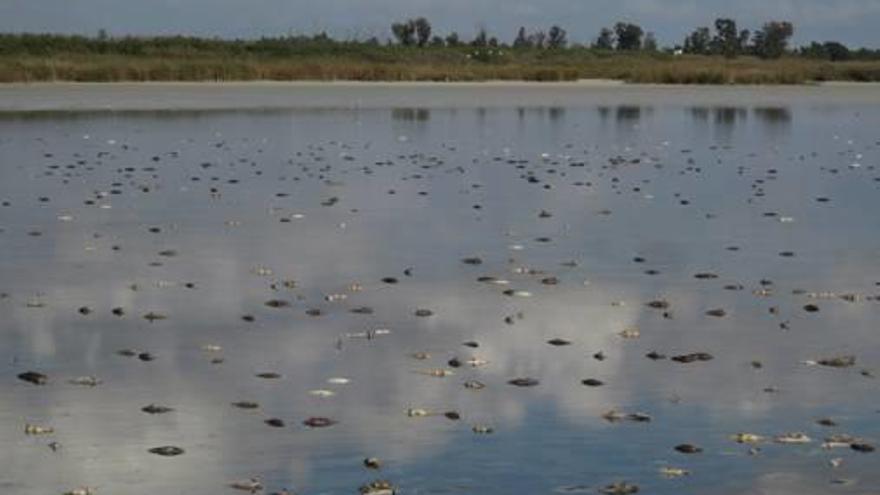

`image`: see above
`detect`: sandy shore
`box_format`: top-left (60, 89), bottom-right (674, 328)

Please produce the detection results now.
top-left (1, 80), bottom-right (879, 112)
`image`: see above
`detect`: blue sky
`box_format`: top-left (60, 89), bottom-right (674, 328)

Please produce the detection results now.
top-left (2, 0), bottom-right (879, 47)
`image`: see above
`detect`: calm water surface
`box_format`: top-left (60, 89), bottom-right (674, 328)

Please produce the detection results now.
top-left (2, 87), bottom-right (880, 494)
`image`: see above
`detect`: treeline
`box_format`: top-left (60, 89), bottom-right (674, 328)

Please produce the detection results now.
top-left (0, 17), bottom-right (878, 62)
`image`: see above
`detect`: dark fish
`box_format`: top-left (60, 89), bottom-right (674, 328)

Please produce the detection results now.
top-left (508, 377), bottom-right (540, 387)
top-left (303, 417), bottom-right (337, 428)
top-left (141, 404), bottom-right (174, 414)
top-left (17, 371), bottom-right (48, 385)
top-left (148, 446), bottom-right (185, 456)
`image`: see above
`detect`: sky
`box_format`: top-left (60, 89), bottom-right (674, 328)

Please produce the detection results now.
top-left (1, 0), bottom-right (879, 47)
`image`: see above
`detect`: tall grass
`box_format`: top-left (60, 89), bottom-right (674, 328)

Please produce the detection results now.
top-left (1, 48), bottom-right (879, 84)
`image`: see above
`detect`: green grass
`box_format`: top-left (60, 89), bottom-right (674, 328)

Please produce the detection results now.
top-left (1, 39), bottom-right (879, 84)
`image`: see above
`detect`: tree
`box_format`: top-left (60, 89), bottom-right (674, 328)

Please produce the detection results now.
top-left (824, 41), bottom-right (850, 61)
top-left (547, 25), bottom-right (567, 49)
top-left (803, 41), bottom-right (851, 61)
top-left (413, 17), bottom-right (432, 47)
top-left (429, 36), bottom-right (445, 47)
top-left (529, 30), bottom-right (546, 49)
top-left (445, 32), bottom-right (461, 46)
top-left (472, 27), bottom-right (488, 47)
top-left (513, 26), bottom-right (530, 48)
top-left (391, 21), bottom-right (415, 46)
top-left (712, 18), bottom-right (740, 57)
top-left (753, 21), bottom-right (794, 59)
top-left (683, 26), bottom-right (711, 54)
top-left (614, 22), bottom-right (644, 51)
top-left (594, 28), bottom-right (614, 50)
top-left (642, 32), bottom-right (658, 51)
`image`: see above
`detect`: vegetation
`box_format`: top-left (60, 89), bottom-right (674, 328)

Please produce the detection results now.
top-left (1, 17), bottom-right (879, 84)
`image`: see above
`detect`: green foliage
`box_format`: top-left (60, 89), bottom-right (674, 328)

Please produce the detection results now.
top-left (753, 21), bottom-right (794, 59)
top-left (614, 23), bottom-right (644, 51)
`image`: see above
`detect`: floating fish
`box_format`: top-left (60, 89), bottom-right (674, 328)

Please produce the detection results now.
top-left (68, 376), bottom-right (101, 387)
top-left (414, 368), bottom-right (454, 377)
top-left (774, 432), bottom-right (811, 444)
top-left (730, 433), bottom-right (765, 444)
top-left (25, 424), bottom-right (54, 435)
top-left (659, 467), bottom-right (690, 478)
top-left (229, 478), bottom-right (263, 493)
top-left (148, 445), bottom-right (185, 456)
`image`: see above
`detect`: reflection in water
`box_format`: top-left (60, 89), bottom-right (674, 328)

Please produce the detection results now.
top-left (392, 108), bottom-right (431, 122)
top-left (2, 100), bottom-right (880, 494)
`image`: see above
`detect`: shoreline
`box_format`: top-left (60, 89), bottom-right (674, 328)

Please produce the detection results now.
top-left (1, 80), bottom-right (879, 113)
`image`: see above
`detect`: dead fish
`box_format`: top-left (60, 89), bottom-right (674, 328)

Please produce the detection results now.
top-left (148, 445), bottom-right (185, 456)
top-left (466, 357), bottom-right (489, 367)
top-left (774, 432), bottom-right (811, 444)
top-left (671, 353), bottom-right (713, 363)
top-left (581, 378), bottom-right (604, 387)
top-left (508, 377), bottom-right (539, 387)
top-left (619, 328), bottom-right (640, 339)
top-left (256, 372), bottom-right (282, 379)
top-left (25, 424), bottom-right (54, 435)
top-left (464, 380), bottom-right (486, 390)
top-left (141, 404), bottom-right (174, 414)
top-left (364, 457), bottom-right (382, 469)
top-left (63, 488), bottom-right (96, 495)
top-left (229, 478), bottom-right (263, 493)
top-left (602, 410), bottom-right (651, 423)
top-left (414, 309), bottom-right (433, 317)
top-left (646, 300), bottom-right (670, 309)
top-left (302, 417), bottom-right (336, 427)
top-left (359, 479), bottom-right (395, 495)
top-left (143, 312), bottom-right (167, 322)
top-left (823, 434), bottom-right (860, 449)
top-left (264, 299), bottom-right (290, 308)
top-left (461, 257), bottom-right (483, 265)
top-left (232, 401), bottom-right (260, 409)
top-left (502, 289), bottom-right (532, 297)
top-left (68, 376), bottom-right (101, 387)
top-left (201, 344), bottom-right (222, 352)
top-left (851, 442), bottom-right (875, 453)
top-left (265, 418), bottom-right (285, 428)
top-left (674, 444), bottom-right (702, 454)
top-left (406, 408), bottom-right (431, 417)
top-left (705, 308), bottom-right (727, 317)
top-left (818, 356), bottom-right (856, 368)
top-left (308, 389), bottom-right (335, 398)
top-left (599, 481), bottom-right (639, 494)
top-left (252, 266), bottom-right (273, 276)
top-left (472, 425), bottom-right (494, 434)
top-left (646, 351), bottom-right (666, 360)
top-left (414, 368), bottom-right (454, 377)
top-left (659, 467), bottom-right (690, 478)
top-left (547, 338), bottom-right (572, 346)
top-left (17, 371), bottom-right (48, 385)
top-left (730, 433), bottom-right (765, 444)
top-left (326, 377), bottom-right (350, 385)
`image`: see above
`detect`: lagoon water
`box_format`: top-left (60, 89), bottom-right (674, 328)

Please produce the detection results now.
top-left (2, 84), bottom-right (880, 494)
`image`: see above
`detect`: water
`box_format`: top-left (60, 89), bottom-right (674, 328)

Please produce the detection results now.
top-left (2, 85), bottom-right (880, 494)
